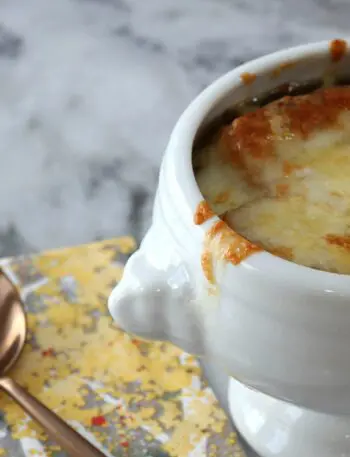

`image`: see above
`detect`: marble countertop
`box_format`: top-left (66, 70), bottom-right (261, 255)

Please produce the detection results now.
top-left (0, 0), bottom-right (349, 256)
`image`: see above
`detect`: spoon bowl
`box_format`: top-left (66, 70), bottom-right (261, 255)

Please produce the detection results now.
top-left (0, 272), bottom-right (26, 375)
top-left (0, 269), bottom-right (106, 457)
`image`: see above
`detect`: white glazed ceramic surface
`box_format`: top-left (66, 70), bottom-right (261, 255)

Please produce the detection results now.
top-left (109, 40), bottom-right (350, 457)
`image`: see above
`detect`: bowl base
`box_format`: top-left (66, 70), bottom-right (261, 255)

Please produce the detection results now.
top-left (228, 377), bottom-right (350, 457)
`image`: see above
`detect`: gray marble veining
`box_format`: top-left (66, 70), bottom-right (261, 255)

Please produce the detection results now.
top-left (0, 0), bottom-right (349, 256)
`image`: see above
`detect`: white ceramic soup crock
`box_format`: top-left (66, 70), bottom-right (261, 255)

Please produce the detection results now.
top-left (109, 39), bottom-right (350, 457)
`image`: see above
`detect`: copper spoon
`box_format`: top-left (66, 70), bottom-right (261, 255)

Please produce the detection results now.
top-left (0, 270), bottom-right (106, 457)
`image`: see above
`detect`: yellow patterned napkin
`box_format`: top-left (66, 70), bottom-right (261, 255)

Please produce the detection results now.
top-left (0, 238), bottom-right (243, 457)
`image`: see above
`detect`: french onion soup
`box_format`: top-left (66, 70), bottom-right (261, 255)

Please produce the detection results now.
top-left (194, 84), bottom-right (350, 279)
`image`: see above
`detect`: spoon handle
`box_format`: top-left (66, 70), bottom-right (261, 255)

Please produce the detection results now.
top-left (0, 377), bottom-right (107, 457)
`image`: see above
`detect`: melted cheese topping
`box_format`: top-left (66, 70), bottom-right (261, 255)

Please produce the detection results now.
top-left (194, 86), bottom-right (350, 274)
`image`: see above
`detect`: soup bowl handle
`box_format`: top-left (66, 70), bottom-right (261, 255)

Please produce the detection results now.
top-left (108, 221), bottom-right (204, 354)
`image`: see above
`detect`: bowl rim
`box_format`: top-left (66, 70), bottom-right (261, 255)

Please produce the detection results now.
top-left (166, 38), bottom-right (350, 294)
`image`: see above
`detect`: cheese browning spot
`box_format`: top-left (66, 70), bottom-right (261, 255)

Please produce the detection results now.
top-left (240, 72), bottom-right (257, 85)
top-left (207, 220), bottom-right (226, 238)
top-left (276, 183), bottom-right (289, 197)
top-left (329, 39), bottom-right (347, 63)
top-left (194, 200), bottom-right (214, 225)
top-left (223, 240), bottom-right (261, 265)
top-left (325, 234), bottom-right (350, 250)
top-left (201, 251), bottom-right (214, 284)
top-left (283, 161), bottom-right (302, 177)
top-left (202, 220), bottom-right (261, 283)
top-left (270, 61), bottom-right (296, 78)
top-left (231, 109), bottom-right (274, 160)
